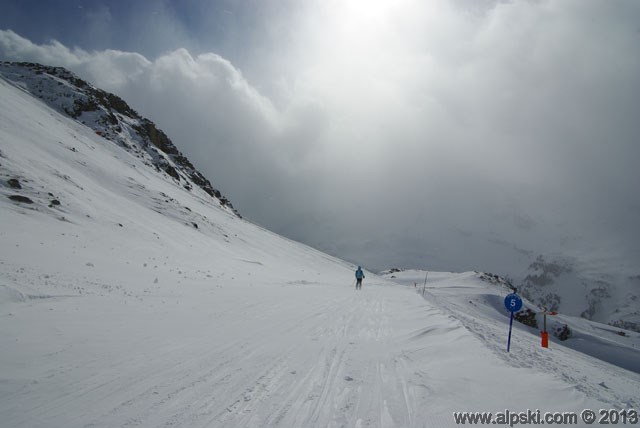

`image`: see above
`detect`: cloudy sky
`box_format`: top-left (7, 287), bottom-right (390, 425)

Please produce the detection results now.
top-left (1, 0), bottom-right (639, 275)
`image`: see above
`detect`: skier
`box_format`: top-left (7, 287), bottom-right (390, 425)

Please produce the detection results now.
top-left (355, 266), bottom-right (365, 290)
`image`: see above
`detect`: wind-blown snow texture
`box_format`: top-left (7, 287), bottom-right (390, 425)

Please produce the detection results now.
top-left (1, 65), bottom-right (639, 427)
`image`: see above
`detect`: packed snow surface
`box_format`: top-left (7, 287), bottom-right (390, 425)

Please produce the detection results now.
top-left (1, 73), bottom-right (639, 428)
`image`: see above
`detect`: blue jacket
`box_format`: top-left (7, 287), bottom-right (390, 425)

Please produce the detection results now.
top-left (355, 268), bottom-right (364, 279)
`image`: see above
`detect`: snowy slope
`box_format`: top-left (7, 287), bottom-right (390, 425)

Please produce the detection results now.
top-left (1, 72), bottom-right (639, 427)
top-left (0, 61), bottom-right (239, 216)
top-left (383, 270), bottom-right (640, 373)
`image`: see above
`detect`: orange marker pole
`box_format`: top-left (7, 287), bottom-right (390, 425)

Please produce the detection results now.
top-left (540, 311), bottom-right (556, 348)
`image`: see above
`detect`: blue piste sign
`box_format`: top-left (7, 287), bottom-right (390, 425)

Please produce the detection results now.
top-left (504, 293), bottom-right (523, 313)
top-left (504, 293), bottom-right (523, 352)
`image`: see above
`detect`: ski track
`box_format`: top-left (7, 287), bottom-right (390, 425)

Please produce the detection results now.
top-left (0, 279), bottom-right (451, 428)
top-left (3, 275), bottom-right (630, 428)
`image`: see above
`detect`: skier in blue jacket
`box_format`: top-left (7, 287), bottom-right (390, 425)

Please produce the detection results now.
top-left (355, 266), bottom-right (365, 290)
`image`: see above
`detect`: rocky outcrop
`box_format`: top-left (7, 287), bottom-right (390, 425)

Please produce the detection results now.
top-left (0, 62), bottom-right (240, 217)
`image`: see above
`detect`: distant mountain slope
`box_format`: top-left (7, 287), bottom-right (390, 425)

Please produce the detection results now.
top-left (0, 61), bottom-right (239, 216)
top-left (518, 255), bottom-right (640, 333)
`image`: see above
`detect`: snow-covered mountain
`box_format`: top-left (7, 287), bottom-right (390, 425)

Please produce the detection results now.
top-left (0, 62), bottom-right (239, 216)
top-left (1, 63), bottom-right (639, 427)
top-left (518, 254), bottom-right (640, 333)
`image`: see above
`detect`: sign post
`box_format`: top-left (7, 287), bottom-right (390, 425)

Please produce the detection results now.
top-left (504, 293), bottom-right (523, 353)
top-left (422, 272), bottom-right (428, 296)
top-left (541, 310), bottom-right (557, 348)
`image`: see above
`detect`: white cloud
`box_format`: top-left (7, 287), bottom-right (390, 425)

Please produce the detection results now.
top-left (0, 29), bottom-right (87, 66)
top-left (1, 0), bottom-right (640, 276)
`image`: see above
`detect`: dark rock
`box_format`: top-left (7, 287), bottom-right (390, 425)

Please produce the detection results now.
top-left (164, 164), bottom-right (180, 180)
top-left (514, 308), bottom-right (538, 328)
top-left (7, 178), bottom-right (21, 189)
top-left (8, 195), bottom-right (34, 204)
top-left (7, 178), bottom-right (22, 189)
top-left (553, 324), bottom-right (571, 341)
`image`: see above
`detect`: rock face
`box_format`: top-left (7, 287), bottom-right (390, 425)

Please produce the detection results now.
top-left (519, 254), bottom-right (640, 334)
top-left (0, 62), bottom-right (240, 217)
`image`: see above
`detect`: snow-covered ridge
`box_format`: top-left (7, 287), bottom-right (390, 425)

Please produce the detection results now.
top-left (0, 61), bottom-right (239, 216)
